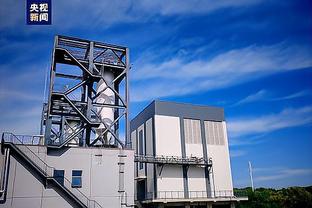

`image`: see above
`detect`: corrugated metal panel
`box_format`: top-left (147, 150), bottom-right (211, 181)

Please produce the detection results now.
top-left (204, 121), bottom-right (225, 145)
top-left (184, 119), bottom-right (201, 144)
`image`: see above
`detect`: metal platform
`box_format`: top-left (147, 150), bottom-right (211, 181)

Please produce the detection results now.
top-left (134, 154), bottom-right (212, 167)
top-left (141, 190), bottom-right (248, 204)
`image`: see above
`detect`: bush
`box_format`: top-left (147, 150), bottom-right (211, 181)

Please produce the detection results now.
top-left (236, 186), bottom-right (312, 208)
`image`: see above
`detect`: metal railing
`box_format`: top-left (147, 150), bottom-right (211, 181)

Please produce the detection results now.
top-left (57, 36), bottom-right (126, 68)
top-left (135, 154), bottom-right (212, 166)
top-left (142, 190), bottom-right (248, 201)
top-left (2, 133), bottom-right (53, 176)
top-left (4, 134), bottom-right (45, 145)
top-left (233, 189), bottom-right (249, 198)
top-left (1, 132), bottom-right (102, 208)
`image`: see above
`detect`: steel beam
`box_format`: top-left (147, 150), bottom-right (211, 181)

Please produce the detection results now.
top-left (42, 36), bottom-right (130, 149)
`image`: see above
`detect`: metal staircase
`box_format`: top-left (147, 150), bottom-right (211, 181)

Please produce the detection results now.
top-left (1, 132), bottom-right (103, 208)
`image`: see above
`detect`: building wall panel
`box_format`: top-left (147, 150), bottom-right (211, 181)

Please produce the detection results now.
top-left (206, 121), bottom-right (233, 196)
top-left (154, 116), bottom-right (184, 195)
top-left (155, 115), bottom-right (182, 157)
top-left (1, 146), bottom-right (134, 208)
top-left (187, 167), bottom-right (206, 197)
top-left (145, 118), bottom-right (154, 194)
top-left (156, 166), bottom-right (184, 197)
top-left (184, 119), bottom-right (203, 158)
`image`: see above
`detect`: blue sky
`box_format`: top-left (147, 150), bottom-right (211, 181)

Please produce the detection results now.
top-left (0, 0), bottom-right (312, 188)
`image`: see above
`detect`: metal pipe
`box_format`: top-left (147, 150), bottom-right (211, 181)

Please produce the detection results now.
top-left (95, 68), bottom-right (115, 146)
top-left (125, 48), bottom-right (130, 148)
top-left (0, 148), bottom-right (10, 196)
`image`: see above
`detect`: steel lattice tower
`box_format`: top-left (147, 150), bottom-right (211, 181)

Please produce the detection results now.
top-left (41, 35), bottom-right (130, 148)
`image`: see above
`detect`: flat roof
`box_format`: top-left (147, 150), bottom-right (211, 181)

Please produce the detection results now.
top-left (131, 100), bottom-right (224, 131)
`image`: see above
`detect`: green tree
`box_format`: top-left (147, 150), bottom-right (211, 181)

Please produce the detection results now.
top-left (281, 187), bottom-right (312, 208)
top-left (236, 186), bottom-right (312, 208)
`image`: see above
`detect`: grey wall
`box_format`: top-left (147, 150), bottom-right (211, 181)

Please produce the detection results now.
top-left (131, 100), bottom-right (224, 131)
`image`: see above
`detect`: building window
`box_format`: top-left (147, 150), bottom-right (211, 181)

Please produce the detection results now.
top-left (184, 119), bottom-right (202, 144)
top-left (204, 121), bottom-right (225, 145)
top-left (71, 170), bottom-right (82, 188)
top-left (54, 169), bottom-right (64, 186)
top-left (139, 130), bottom-right (144, 169)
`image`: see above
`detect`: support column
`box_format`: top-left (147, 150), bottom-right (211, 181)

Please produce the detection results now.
top-left (231, 202), bottom-right (235, 208)
top-left (200, 120), bottom-right (211, 197)
top-left (179, 117), bottom-right (189, 198)
top-left (85, 41), bottom-right (94, 146)
top-left (125, 48), bottom-right (130, 147)
top-left (207, 204), bottom-right (212, 208)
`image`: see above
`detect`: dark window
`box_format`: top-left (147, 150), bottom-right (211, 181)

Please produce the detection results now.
top-left (137, 180), bottom-right (146, 201)
top-left (139, 130), bottom-right (144, 169)
top-left (71, 170), bottom-right (82, 188)
top-left (54, 170), bottom-right (64, 186)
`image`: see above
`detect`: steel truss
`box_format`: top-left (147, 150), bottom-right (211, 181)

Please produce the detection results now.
top-left (42, 35), bottom-right (130, 148)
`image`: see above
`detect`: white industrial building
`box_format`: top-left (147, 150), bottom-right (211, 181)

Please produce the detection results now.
top-left (0, 141), bottom-right (134, 208)
top-left (0, 36), bottom-right (247, 208)
top-left (131, 101), bottom-right (247, 208)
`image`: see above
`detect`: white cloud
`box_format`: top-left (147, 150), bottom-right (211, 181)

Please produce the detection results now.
top-left (135, 0), bottom-right (263, 16)
top-left (0, 0), bottom-right (24, 29)
top-left (230, 150), bottom-right (247, 158)
top-left (255, 168), bottom-right (312, 182)
top-left (0, 64), bottom-right (47, 135)
top-left (0, 0), bottom-right (263, 29)
top-left (227, 106), bottom-right (312, 138)
top-left (0, 105), bottom-right (42, 120)
top-left (271, 90), bottom-right (312, 101)
top-left (233, 90), bottom-right (268, 106)
top-left (0, 105), bottom-right (42, 135)
top-left (229, 134), bottom-right (267, 146)
top-left (234, 167), bottom-right (312, 188)
top-left (131, 43), bottom-right (312, 102)
top-left (0, 89), bottom-right (43, 102)
top-left (233, 89), bottom-right (312, 106)
top-left (0, 62), bottom-right (48, 102)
